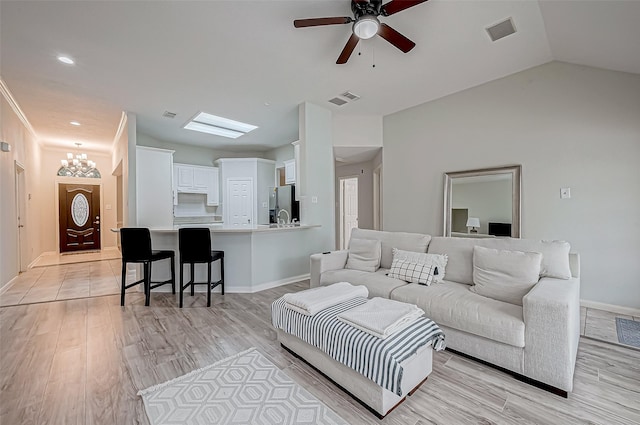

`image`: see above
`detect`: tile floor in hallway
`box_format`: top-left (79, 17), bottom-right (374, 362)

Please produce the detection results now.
top-left (0, 259), bottom-right (126, 307)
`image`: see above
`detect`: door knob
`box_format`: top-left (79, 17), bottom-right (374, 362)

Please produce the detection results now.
top-left (18, 225), bottom-right (24, 228)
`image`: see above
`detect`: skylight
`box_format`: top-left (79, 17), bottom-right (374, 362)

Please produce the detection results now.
top-left (183, 112), bottom-right (258, 139)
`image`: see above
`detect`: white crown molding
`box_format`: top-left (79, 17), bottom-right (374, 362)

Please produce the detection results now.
top-left (0, 77), bottom-right (39, 141)
top-left (111, 111), bottom-right (128, 150)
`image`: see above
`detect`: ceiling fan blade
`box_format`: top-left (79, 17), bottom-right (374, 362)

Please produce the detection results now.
top-left (337, 34), bottom-right (360, 64)
top-left (381, 0), bottom-right (429, 16)
top-left (294, 17), bottom-right (353, 28)
top-left (378, 23), bottom-right (415, 53)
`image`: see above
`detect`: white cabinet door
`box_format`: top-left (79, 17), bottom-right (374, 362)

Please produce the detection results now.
top-left (136, 146), bottom-right (174, 227)
top-left (193, 168), bottom-right (210, 192)
top-left (227, 179), bottom-right (253, 228)
top-left (176, 165), bottom-right (195, 192)
top-left (284, 159), bottom-right (295, 184)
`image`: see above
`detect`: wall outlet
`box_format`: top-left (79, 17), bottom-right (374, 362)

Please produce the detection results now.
top-left (560, 188), bottom-right (571, 199)
top-left (312, 196), bottom-right (318, 204)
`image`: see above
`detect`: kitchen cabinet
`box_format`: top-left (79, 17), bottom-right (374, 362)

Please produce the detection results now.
top-left (283, 159), bottom-right (296, 184)
top-left (136, 146), bottom-right (175, 227)
top-left (174, 163), bottom-right (219, 206)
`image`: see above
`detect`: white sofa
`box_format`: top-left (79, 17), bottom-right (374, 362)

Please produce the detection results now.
top-left (310, 228), bottom-right (581, 395)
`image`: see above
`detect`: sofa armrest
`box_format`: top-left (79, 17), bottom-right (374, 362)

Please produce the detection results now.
top-left (310, 250), bottom-right (349, 288)
top-left (522, 276), bottom-right (581, 392)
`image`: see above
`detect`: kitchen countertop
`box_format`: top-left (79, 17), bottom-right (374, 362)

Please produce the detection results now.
top-left (111, 224), bottom-right (320, 233)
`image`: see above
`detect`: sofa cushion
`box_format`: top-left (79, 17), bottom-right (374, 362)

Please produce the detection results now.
top-left (351, 228), bottom-right (431, 269)
top-left (428, 237), bottom-right (572, 285)
top-left (345, 238), bottom-right (381, 272)
top-left (392, 248), bottom-right (448, 283)
top-left (390, 281), bottom-right (525, 347)
top-left (388, 259), bottom-right (436, 285)
top-left (471, 246), bottom-right (542, 306)
top-left (320, 268), bottom-right (407, 298)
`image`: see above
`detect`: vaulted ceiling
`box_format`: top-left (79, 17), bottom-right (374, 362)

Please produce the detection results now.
top-left (2, 1), bottom-right (639, 154)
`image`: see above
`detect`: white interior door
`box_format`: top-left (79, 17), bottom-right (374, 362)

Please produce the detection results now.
top-left (227, 179), bottom-right (254, 228)
top-left (340, 177), bottom-right (358, 250)
top-left (15, 162), bottom-right (28, 271)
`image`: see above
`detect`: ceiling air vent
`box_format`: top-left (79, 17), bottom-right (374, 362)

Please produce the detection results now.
top-left (328, 97), bottom-right (348, 106)
top-left (486, 18), bottom-right (516, 42)
top-left (162, 111), bottom-right (177, 119)
top-left (341, 91), bottom-right (360, 101)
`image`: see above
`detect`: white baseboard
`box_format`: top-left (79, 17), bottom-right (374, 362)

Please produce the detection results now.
top-left (227, 274), bottom-right (310, 294)
top-left (152, 274), bottom-right (310, 294)
top-left (581, 299), bottom-right (640, 316)
top-left (0, 275), bottom-right (18, 295)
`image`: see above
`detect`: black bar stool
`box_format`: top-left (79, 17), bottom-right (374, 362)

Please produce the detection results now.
top-left (120, 227), bottom-right (175, 306)
top-left (178, 228), bottom-right (224, 308)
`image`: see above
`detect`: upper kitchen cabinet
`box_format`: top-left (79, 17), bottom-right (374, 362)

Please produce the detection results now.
top-left (136, 146), bottom-right (175, 227)
top-left (283, 159), bottom-right (296, 184)
top-left (174, 163), bottom-right (219, 206)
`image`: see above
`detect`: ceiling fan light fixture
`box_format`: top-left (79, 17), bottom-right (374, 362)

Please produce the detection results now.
top-left (353, 15), bottom-right (380, 40)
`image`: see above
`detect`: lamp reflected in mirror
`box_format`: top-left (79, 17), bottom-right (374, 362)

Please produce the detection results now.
top-left (466, 217), bottom-right (480, 234)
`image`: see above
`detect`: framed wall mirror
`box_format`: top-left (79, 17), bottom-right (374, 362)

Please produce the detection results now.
top-left (443, 165), bottom-right (521, 238)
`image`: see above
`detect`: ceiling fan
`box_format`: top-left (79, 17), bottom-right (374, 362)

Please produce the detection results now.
top-left (294, 0), bottom-right (429, 64)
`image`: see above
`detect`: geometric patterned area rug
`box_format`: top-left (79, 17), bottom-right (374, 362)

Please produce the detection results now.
top-left (616, 318), bottom-right (640, 348)
top-left (138, 347), bottom-right (348, 425)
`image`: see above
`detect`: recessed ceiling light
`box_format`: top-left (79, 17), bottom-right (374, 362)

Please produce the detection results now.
top-left (57, 56), bottom-right (75, 65)
top-left (70, 121), bottom-right (81, 126)
top-left (183, 112), bottom-right (258, 139)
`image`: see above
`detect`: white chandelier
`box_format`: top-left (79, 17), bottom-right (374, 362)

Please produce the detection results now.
top-left (57, 143), bottom-right (101, 178)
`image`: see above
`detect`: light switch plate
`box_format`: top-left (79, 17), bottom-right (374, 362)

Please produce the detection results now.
top-left (560, 188), bottom-right (571, 199)
top-left (106, 204), bottom-right (112, 210)
top-left (312, 196), bottom-right (318, 204)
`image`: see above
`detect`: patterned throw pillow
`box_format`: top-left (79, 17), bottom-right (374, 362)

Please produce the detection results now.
top-left (391, 248), bottom-right (448, 283)
top-left (387, 258), bottom-right (436, 286)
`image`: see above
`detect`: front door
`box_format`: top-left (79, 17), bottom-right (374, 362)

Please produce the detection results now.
top-left (59, 184), bottom-right (101, 253)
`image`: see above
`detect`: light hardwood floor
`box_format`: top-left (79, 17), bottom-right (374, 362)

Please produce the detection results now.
top-left (1, 278), bottom-right (639, 425)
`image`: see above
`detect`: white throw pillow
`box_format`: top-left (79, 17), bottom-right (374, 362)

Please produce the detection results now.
top-left (388, 259), bottom-right (436, 285)
top-left (470, 246), bottom-right (542, 306)
top-left (392, 248), bottom-right (448, 283)
top-left (345, 238), bottom-right (381, 273)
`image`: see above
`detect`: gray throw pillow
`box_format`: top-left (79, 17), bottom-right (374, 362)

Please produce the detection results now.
top-left (470, 246), bottom-right (542, 306)
top-left (345, 238), bottom-right (381, 273)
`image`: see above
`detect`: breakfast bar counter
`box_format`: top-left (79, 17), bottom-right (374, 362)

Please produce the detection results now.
top-left (140, 224), bottom-right (322, 294)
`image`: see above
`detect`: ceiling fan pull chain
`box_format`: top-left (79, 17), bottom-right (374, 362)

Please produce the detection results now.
top-left (372, 44), bottom-right (376, 68)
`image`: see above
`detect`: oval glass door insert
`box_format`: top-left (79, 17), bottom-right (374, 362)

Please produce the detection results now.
top-left (71, 193), bottom-right (89, 227)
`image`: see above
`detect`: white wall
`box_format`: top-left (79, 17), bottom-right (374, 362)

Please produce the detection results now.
top-left (137, 132), bottom-right (266, 165)
top-left (333, 115), bottom-right (383, 147)
top-left (383, 61), bottom-right (640, 309)
top-left (265, 143), bottom-right (294, 168)
top-left (299, 102), bottom-right (335, 252)
top-left (1, 91), bottom-right (43, 286)
top-left (335, 160), bottom-right (375, 246)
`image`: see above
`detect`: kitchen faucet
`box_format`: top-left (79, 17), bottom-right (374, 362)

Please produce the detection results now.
top-left (277, 209), bottom-right (290, 225)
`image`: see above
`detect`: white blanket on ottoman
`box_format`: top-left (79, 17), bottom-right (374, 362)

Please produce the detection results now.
top-left (283, 282), bottom-right (368, 316)
top-left (337, 297), bottom-right (425, 339)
